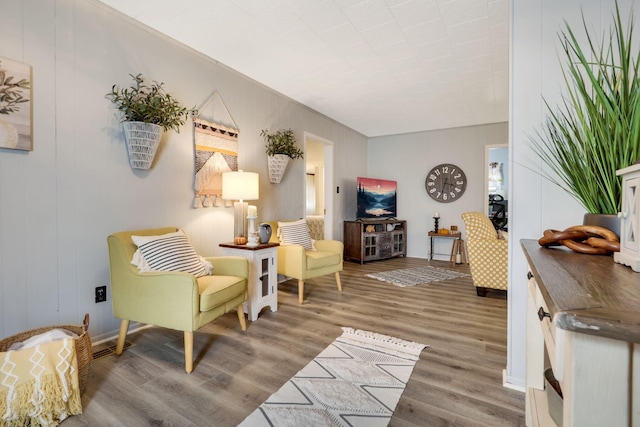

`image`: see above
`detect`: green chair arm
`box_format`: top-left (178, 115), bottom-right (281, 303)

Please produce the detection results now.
top-left (314, 240), bottom-right (343, 254)
top-left (205, 256), bottom-right (249, 278)
top-left (111, 270), bottom-right (200, 330)
top-left (277, 244), bottom-right (307, 279)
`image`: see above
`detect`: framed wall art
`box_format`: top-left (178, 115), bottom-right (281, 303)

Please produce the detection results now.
top-left (0, 56), bottom-right (32, 151)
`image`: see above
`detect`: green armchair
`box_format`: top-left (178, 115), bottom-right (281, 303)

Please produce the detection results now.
top-left (265, 221), bottom-right (343, 304)
top-left (107, 227), bottom-right (248, 373)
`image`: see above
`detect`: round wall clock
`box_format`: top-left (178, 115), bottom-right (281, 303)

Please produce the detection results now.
top-left (425, 163), bottom-right (467, 203)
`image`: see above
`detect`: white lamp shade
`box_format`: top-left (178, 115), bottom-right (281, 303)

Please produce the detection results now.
top-left (222, 171), bottom-right (259, 201)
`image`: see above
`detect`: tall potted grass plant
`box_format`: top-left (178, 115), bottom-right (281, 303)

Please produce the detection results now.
top-left (530, 2), bottom-right (640, 233)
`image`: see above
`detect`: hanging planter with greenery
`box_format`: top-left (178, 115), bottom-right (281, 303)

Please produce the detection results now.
top-left (530, 3), bottom-right (640, 216)
top-left (106, 74), bottom-right (196, 169)
top-left (261, 128), bottom-right (303, 183)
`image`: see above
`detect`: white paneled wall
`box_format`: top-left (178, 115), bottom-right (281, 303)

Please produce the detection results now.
top-left (510, 0), bottom-right (632, 388)
top-left (0, 0), bottom-right (367, 341)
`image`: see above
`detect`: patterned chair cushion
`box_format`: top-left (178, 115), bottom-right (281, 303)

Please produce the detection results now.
top-left (461, 211), bottom-right (508, 291)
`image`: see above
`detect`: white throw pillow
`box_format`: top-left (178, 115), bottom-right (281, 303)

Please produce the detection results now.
top-left (278, 219), bottom-right (314, 250)
top-left (131, 230), bottom-right (212, 277)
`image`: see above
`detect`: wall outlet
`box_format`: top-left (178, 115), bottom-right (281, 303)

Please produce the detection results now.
top-left (95, 285), bottom-right (107, 303)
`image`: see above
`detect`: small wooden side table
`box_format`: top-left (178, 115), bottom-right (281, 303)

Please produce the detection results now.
top-left (219, 242), bottom-right (279, 321)
top-left (427, 231), bottom-right (462, 261)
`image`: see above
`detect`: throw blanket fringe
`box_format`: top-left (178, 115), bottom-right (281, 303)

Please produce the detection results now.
top-left (1, 338), bottom-right (82, 426)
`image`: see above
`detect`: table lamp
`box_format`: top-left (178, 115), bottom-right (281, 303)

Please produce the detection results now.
top-left (222, 170), bottom-right (259, 244)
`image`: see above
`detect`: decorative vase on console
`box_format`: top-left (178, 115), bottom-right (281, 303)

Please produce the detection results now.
top-left (258, 223), bottom-right (272, 244)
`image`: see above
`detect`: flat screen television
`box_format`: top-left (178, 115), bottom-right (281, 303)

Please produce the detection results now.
top-left (357, 177), bottom-right (397, 219)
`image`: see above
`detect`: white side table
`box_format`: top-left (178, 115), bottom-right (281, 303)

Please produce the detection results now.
top-left (219, 242), bottom-right (279, 321)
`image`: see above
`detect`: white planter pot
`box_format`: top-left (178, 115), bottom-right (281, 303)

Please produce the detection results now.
top-left (122, 121), bottom-right (163, 169)
top-left (268, 154), bottom-right (290, 183)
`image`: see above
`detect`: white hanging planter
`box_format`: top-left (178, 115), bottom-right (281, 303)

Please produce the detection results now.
top-left (122, 121), bottom-right (163, 170)
top-left (268, 154), bottom-right (290, 183)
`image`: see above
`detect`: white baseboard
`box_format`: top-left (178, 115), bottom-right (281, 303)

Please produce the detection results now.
top-left (90, 323), bottom-right (152, 346)
top-left (503, 369), bottom-right (526, 392)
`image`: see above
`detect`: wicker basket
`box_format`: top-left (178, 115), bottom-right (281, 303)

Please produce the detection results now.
top-left (268, 154), bottom-right (290, 183)
top-left (0, 314), bottom-right (92, 392)
top-left (123, 121), bottom-right (163, 169)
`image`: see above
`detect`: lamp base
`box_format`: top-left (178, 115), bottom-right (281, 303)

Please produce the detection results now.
top-left (233, 201), bottom-right (248, 240)
top-left (246, 216), bottom-right (259, 247)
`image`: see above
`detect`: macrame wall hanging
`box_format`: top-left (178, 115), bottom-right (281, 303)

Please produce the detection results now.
top-left (192, 91), bottom-right (239, 208)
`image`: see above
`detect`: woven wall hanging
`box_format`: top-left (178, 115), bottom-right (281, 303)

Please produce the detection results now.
top-left (192, 91), bottom-right (239, 208)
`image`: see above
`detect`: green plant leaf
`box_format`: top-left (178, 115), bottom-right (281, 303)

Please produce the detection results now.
top-left (261, 128), bottom-right (304, 159)
top-left (105, 73), bottom-right (197, 132)
top-left (530, 2), bottom-right (640, 215)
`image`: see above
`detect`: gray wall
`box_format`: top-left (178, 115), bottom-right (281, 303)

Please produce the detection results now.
top-left (368, 123), bottom-right (508, 260)
top-left (0, 0), bottom-right (367, 341)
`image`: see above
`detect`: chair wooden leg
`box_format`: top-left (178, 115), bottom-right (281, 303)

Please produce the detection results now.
top-left (115, 319), bottom-right (129, 355)
top-left (184, 331), bottom-right (193, 373)
top-left (476, 287), bottom-right (490, 297)
top-left (237, 304), bottom-right (247, 331)
top-left (298, 280), bottom-right (305, 304)
top-left (335, 272), bottom-right (342, 292)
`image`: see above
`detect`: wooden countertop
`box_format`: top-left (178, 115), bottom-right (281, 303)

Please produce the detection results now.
top-left (521, 239), bottom-right (640, 343)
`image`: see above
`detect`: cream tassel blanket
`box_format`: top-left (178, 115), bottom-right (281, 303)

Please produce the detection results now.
top-left (1, 338), bottom-right (82, 426)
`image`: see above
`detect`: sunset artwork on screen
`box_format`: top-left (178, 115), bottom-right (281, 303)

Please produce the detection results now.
top-left (356, 177), bottom-right (397, 219)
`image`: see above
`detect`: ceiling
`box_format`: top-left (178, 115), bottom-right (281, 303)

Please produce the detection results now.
top-left (98, 0), bottom-right (510, 138)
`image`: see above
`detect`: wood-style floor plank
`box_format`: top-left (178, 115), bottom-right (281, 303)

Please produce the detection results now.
top-left (63, 257), bottom-right (525, 426)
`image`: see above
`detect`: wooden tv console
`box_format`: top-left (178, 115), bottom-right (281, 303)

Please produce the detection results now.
top-left (343, 219), bottom-right (406, 264)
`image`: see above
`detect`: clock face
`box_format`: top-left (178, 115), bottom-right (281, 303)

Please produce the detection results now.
top-left (425, 163), bottom-right (467, 203)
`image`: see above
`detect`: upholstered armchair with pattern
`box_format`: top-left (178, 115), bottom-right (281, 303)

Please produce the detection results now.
top-left (107, 227), bottom-right (248, 373)
top-left (461, 212), bottom-right (508, 296)
top-left (265, 219), bottom-right (343, 304)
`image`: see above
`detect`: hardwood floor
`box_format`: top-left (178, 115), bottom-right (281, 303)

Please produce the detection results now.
top-left (64, 257), bottom-right (525, 426)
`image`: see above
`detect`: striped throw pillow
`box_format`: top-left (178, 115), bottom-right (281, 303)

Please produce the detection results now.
top-left (278, 219), bottom-right (314, 250)
top-left (131, 230), bottom-right (209, 277)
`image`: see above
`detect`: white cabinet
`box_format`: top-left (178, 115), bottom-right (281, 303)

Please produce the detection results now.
top-left (523, 240), bottom-right (638, 427)
top-left (220, 243), bottom-right (278, 321)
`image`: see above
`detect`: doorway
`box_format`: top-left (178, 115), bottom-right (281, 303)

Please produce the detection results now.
top-left (304, 132), bottom-right (334, 239)
top-left (485, 144), bottom-right (508, 230)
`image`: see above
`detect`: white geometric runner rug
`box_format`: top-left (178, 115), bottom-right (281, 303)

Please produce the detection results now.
top-left (366, 266), bottom-right (469, 287)
top-left (238, 327), bottom-right (428, 427)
